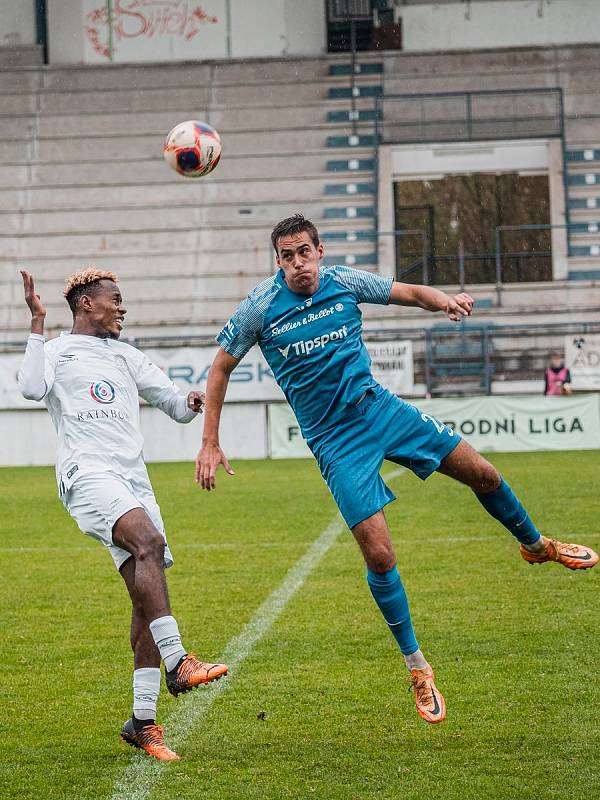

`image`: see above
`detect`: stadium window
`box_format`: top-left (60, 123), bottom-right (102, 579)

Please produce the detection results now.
top-left (326, 0), bottom-right (402, 52)
top-left (394, 173), bottom-right (551, 285)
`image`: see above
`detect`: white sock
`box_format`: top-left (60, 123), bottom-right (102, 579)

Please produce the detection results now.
top-left (133, 667), bottom-right (161, 722)
top-left (524, 535), bottom-right (547, 554)
top-left (148, 615), bottom-right (187, 672)
top-left (404, 649), bottom-right (429, 671)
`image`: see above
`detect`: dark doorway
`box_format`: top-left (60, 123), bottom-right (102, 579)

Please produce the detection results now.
top-left (394, 173), bottom-right (551, 284)
top-left (327, 0), bottom-right (373, 52)
top-left (326, 0), bottom-right (401, 52)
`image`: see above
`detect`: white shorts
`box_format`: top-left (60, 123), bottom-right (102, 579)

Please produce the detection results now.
top-left (63, 472), bottom-right (174, 572)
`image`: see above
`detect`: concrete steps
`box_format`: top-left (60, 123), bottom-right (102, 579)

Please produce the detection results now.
top-left (1, 69), bottom-right (382, 113)
top-left (4, 103), bottom-right (374, 137)
top-left (0, 199), bottom-right (380, 235)
top-left (0, 217), bottom-right (377, 258)
top-left (0, 57), bottom-right (383, 299)
top-left (566, 145), bottom-right (600, 279)
top-left (2, 46), bottom-right (600, 342)
top-left (0, 46), bottom-right (43, 67)
top-left (24, 131), bottom-right (370, 163)
top-left (0, 253), bottom-right (273, 281)
top-left (3, 280), bottom-right (600, 344)
top-left (0, 176), bottom-right (376, 210)
top-left (0, 152), bottom-right (375, 187)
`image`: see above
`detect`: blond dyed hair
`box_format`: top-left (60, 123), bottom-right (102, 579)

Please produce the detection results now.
top-left (63, 268), bottom-right (119, 312)
top-left (63, 268), bottom-right (118, 297)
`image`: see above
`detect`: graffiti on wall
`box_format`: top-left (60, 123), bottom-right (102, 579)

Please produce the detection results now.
top-left (85, 0), bottom-right (219, 59)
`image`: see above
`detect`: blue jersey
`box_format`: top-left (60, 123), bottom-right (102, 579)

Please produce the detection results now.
top-left (216, 266), bottom-right (393, 441)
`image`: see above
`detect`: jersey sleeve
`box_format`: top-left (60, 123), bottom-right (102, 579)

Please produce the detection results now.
top-left (132, 349), bottom-right (196, 423)
top-left (215, 297), bottom-right (262, 359)
top-left (17, 334), bottom-right (56, 401)
top-left (329, 265), bottom-right (393, 305)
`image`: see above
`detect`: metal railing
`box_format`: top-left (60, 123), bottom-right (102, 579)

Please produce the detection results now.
top-left (361, 319), bottom-right (600, 397)
top-left (371, 87), bottom-right (567, 280)
top-left (375, 88), bottom-right (564, 145)
top-left (4, 321), bottom-right (600, 399)
top-left (400, 250), bottom-right (552, 286)
top-left (368, 230), bottom-right (552, 286)
top-left (494, 223), bottom-right (583, 304)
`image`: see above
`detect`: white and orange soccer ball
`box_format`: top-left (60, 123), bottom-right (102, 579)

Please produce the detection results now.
top-left (163, 120), bottom-right (222, 178)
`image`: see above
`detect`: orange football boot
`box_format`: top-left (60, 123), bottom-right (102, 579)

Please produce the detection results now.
top-left (165, 654), bottom-right (228, 697)
top-left (410, 667), bottom-right (446, 724)
top-left (520, 536), bottom-right (598, 570)
top-left (120, 719), bottom-right (180, 761)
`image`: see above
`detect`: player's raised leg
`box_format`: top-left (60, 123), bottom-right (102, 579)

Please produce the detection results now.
top-left (438, 440), bottom-right (598, 570)
top-left (114, 509), bottom-right (228, 691)
top-left (352, 511), bottom-right (446, 724)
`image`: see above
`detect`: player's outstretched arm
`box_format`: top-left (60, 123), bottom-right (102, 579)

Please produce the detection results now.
top-left (17, 270), bottom-right (53, 401)
top-left (389, 282), bottom-right (474, 321)
top-left (135, 355), bottom-right (203, 423)
top-left (20, 270), bottom-right (46, 334)
top-left (195, 348), bottom-right (239, 491)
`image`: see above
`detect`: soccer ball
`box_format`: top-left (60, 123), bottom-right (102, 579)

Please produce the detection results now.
top-left (163, 120), bottom-right (222, 178)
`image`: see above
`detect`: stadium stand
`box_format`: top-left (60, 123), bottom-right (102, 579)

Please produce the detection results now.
top-left (1, 43), bottom-right (600, 349)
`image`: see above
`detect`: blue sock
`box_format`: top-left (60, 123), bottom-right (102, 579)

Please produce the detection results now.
top-left (475, 477), bottom-right (541, 546)
top-left (367, 566), bottom-right (419, 656)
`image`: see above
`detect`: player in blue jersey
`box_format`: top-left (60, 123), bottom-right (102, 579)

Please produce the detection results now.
top-left (196, 214), bottom-right (598, 724)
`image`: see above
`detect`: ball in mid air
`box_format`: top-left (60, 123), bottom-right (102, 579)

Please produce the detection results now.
top-left (163, 120), bottom-right (222, 178)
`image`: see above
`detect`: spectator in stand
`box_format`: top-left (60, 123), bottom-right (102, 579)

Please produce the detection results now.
top-left (544, 352), bottom-right (572, 396)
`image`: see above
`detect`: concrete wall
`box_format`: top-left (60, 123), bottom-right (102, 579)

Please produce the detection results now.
top-left (401, 0), bottom-right (600, 52)
top-left (48, 0), bottom-right (85, 63)
top-left (45, 0), bottom-right (600, 63)
top-left (47, 0), bottom-right (325, 64)
top-left (0, 0), bottom-right (36, 46)
top-left (284, 0), bottom-right (326, 57)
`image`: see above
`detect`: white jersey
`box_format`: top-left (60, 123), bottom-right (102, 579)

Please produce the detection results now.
top-left (18, 332), bottom-right (196, 495)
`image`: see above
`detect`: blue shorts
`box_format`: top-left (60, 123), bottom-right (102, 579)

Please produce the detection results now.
top-left (308, 385), bottom-right (461, 529)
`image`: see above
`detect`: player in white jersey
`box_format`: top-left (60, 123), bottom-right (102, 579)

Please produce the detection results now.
top-left (18, 269), bottom-right (228, 761)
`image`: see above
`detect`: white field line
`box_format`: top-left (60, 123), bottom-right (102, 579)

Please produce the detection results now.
top-left (382, 467), bottom-right (406, 482)
top-left (108, 467), bottom-right (406, 800)
top-left (109, 516), bottom-right (345, 800)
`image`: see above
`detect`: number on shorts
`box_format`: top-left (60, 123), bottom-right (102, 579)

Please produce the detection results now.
top-left (420, 412), bottom-right (453, 435)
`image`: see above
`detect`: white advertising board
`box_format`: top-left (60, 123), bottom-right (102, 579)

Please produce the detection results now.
top-left (268, 403), bottom-right (311, 459)
top-left (2, 338), bottom-right (414, 408)
top-left (0, 353), bottom-right (36, 410)
top-left (0, 344), bottom-right (284, 410)
top-left (142, 345), bottom-right (285, 402)
top-left (0, 402), bottom-right (267, 467)
top-left (565, 334), bottom-right (600, 391)
top-left (421, 394), bottom-right (600, 453)
top-left (143, 340), bottom-right (413, 402)
top-left (268, 394), bottom-right (600, 458)
top-left (367, 340), bottom-right (414, 395)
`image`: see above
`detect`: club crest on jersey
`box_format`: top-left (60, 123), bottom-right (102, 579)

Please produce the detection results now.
top-left (89, 380), bottom-right (116, 404)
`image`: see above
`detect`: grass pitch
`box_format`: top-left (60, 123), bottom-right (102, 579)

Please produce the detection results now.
top-left (1, 451), bottom-right (599, 800)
